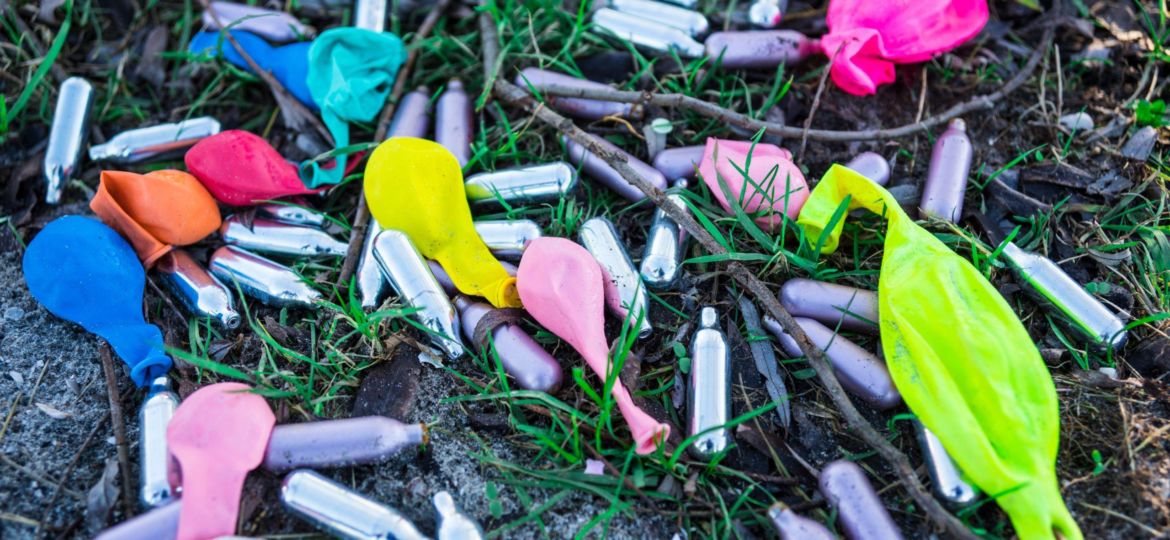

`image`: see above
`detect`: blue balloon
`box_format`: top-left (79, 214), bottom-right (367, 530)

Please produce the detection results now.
top-left (23, 216), bottom-right (172, 387)
top-left (189, 30), bottom-right (318, 110)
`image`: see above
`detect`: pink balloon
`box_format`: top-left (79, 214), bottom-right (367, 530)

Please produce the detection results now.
top-left (167, 382), bottom-right (275, 540)
top-left (697, 138), bottom-right (809, 231)
top-left (517, 237), bottom-right (669, 455)
top-left (820, 0), bottom-right (989, 95)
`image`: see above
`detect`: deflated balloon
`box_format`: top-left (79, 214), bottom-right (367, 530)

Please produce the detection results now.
top-left (697, 138), bottom-right (809, 231)
top-left (23, 216), bottom-right (171, 386)
top-left (364, 138), bottom-right (520, 308)
top-left (189, 30), bottom-right (316, 109)
top-left (302, 28), bottom-right (406, 188)
top-left (186, 130), bottom-right (322, 205)
top-left (167, 382), bottom-right (275, 540)
top-left (797, 165), bottom-right (1079, 540)
top-left (517, 237), bottom-right (669, 455)
top-left (90, 170), bottom-right (221, 267)
top-left (819, 0), bottom-right (988, 95)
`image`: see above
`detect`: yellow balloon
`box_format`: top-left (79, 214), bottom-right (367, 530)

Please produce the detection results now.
top-left (364, 138), bottom-right (521, 308)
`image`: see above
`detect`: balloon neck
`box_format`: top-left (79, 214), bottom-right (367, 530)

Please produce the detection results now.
top-left (995, 476), bottom-right (1082, 540)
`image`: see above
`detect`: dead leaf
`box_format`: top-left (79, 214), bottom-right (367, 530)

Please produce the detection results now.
top-left (85, 458), bottom-right (120, 533)
top-left (133, 26), bottom-right (169, 88)
top-left (35, 402), bottom-right (72, 419)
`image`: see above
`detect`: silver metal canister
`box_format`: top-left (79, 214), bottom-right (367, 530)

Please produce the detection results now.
top-left (220, 215), bottom-right (348, 258)
top-left (155, 249), bottom-right (240, 329)
top-left (474, 219), bottom-right (542, 260)
top-left (578, 217), bottom-right (653, 339)
top-left (256, 203), bottom-right (329, 229)
top-left (1002, 242), bottom-right (1127, 351)
top-left (356, 221), bottom-right (388, 309)
top-left (915, 420), bottom-right (978, 507)
top-left (640, 179), bottom-right (691, 289)
top-left (208, 246), bottom-right (322, 309)
top-left (591, 8), bottom-right (705, 58)
top-left (372, 229), bottom-right (465, 359)
top-left (138, 376), bottom-right (179, 508)
top-left (609, 0), bottom-right (708, 37)
top-left (434, 491), bottom-right (485, 540)
top-left (44, 77), bottom-right (94, 204)
top-left (281, 469), bottom-right (428, 540)
top-left (465, 162), bottom-right (578, 207)
top-left (353, 0), bottom-right (387, 32)
top-left (89, 117), bottom-right (221, 163)
top-left (687, 307), bottom-right (731, 460)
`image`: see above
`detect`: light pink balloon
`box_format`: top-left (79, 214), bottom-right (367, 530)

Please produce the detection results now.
top-left (820, 0), bottom-right (989, 95)
top-left (167, 382), bottom-right (275, 540)
top-left (697, 138), bottom-right (809, 232)
top-left (517, 237), bottom-right (669, 455)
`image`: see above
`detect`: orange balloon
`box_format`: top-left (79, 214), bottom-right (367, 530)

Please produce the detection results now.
top-left (90, 170), bottom-right (222, 268)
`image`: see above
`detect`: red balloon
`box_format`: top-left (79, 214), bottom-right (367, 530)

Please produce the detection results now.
top-left (185, 130), bottom-right (322, 206)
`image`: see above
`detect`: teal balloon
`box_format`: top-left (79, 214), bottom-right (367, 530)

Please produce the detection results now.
top-left (23, 216), bottom-right (171, 387)
top-left (300, 28), bottom-right (406, 188)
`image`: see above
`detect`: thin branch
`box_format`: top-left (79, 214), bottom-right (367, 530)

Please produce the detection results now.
top-left (98, 344), bottom-right (135, 519)
top-left (200, 0), bottom-right (333, 144)
top-left (529, 25), bottom-right (1052, 143)
top-left (335, 0), bottom-right (453, 290)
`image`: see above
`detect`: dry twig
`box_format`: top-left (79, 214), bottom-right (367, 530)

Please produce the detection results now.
top-left (98, 344), bottom-right (135, 520)
top-left (335, 0), bottom-right (453, 289)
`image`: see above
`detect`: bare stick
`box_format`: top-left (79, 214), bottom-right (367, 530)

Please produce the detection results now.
top-left (200, 0), bottom-right (333, 144)
top-left (98, 344), bottom-right (135, 519)
top-left (530, 26), bottom-right (1052, 143)
top-left (335, 0), bottom-right (453, 290)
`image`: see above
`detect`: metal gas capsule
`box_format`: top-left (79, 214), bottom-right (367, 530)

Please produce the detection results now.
top-left (281, 470), bottom-right (428, 540)
top-left (564, 135), bottom-right (667, 202)
top-left (1002, 242), bottom-right (1127, 351)
top-left (578, 217), bottom-right (653, 339)
top-left (44, 77), bottom-right (94, 204)
top-left (139, 376), bottom-right (179, 509)
top-left (434, 491), bottom-right (485, 540)
top-left (436, 80), bottom-right (473, 167)
top-left (353, 0), bottom-right (387, 32)
top-left (429, 260), bottom-right (517, 297)
top-left (609, 0), bottom-right (708, 37)
top-left (767, 502), bottom-right (834, 540)
top-left (264, 416), bottom-right (426, 471)
top-left (209, 246), bottom-right (322, 309)
top-left (704, 30), bottom-right (816, 70)
top-left (819, 460), bottom-right (905, 540)
top-left (640, 179), bottom-right (691, 289)
top-left (256, 202), bottom-right (328, 229)
top-left (220, 215), bottom-right (348, 258)
top-left (845, 151), bottom-right (890, 186)
top-left (915, 420), bottom-right (978, 507)
top-left (779, 278), bottom-right (878, 334)
top-left (919, 118), bottom-right (972, 223)
top-left (155, 249), bottom-right (240, 329)
top-left (688, 307), bottom-right (731, 460)
top-left (388, 86), bottom-right (432, 139)
top-left (651, 145), bottom-right (703, 180)
top-left (372, 229), bottom-right (465, 359)
top-left (515, 68), bottom-right (636, 120)
top-left (763, 316), bottom-right (901, 410)
top-left (591, 8), bottom-right (705, 58)
top-left (465, 162), bottom-right (578, 207)
top-left (454, 296), bottom-right (563, 393)
top-left (89, 117), bottom-right (221, 164)
top-left (356, 221), bottom-right (389, 309)
top-left (474, 219), bottom-right (542, 260)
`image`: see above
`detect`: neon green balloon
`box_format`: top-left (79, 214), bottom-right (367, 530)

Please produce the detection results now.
top-left (797, 165), bottom-right (1080, 540)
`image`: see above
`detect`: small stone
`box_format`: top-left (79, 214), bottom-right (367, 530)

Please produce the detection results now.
top-left (1121, 126), bottom-right (1157, 161)
top-left (4, 307), bottom-right (25, 321)
top-left (1097, 367), bottom-right (1119, 380)
top-left (584, 459), bottom-right (605, 475)
top-left (1059, 112), bottom-right (1094, 132)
